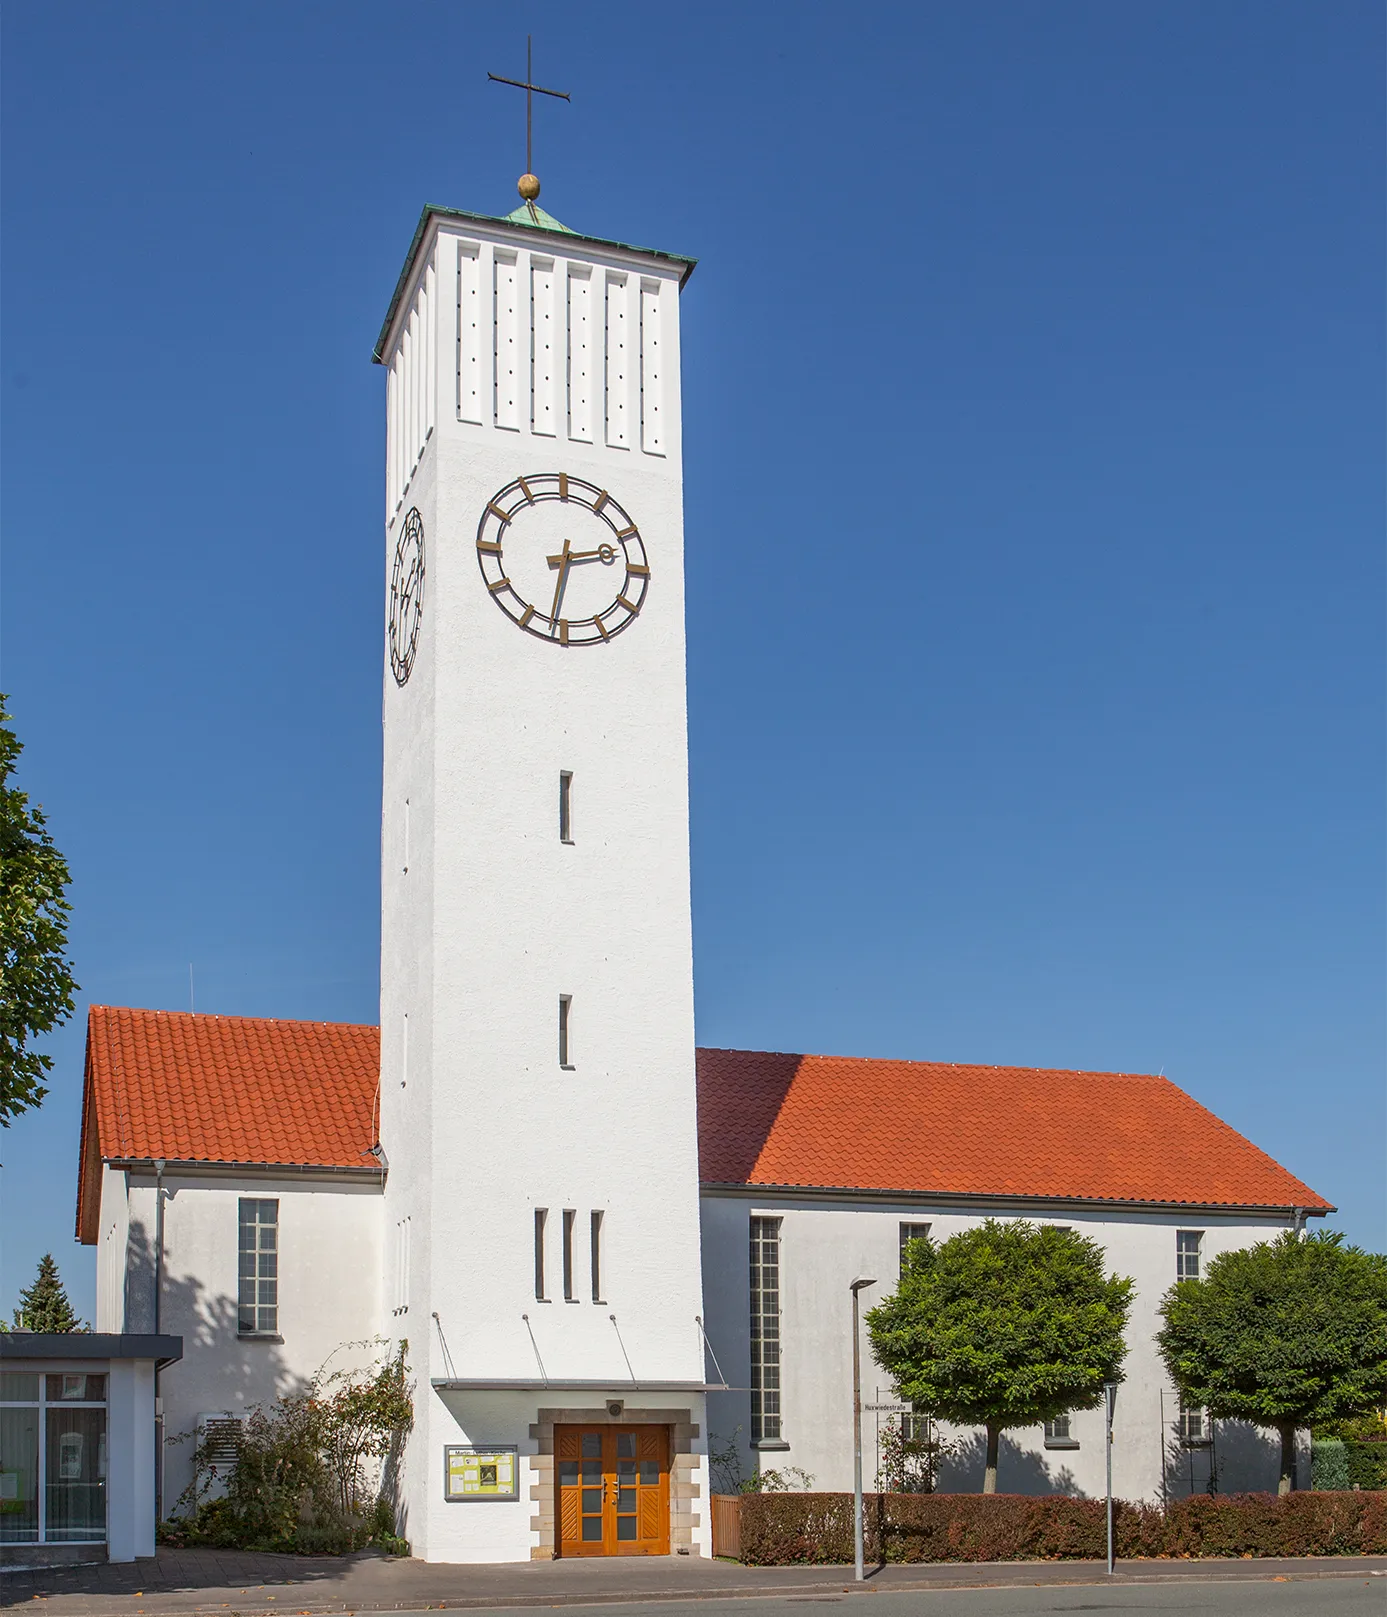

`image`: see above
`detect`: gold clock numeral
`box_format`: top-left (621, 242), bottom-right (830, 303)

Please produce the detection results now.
top-left (626, 563), bottom-right (650, 578)
top-left (592, 490), bottom-right (610, 514)
top-left (488, 577), bottom-right (511, 594)
top-left (614, 525), bottom-right (637, 540)
top-left (615, 594), bottom-right (639, 615)
top-left (592, 615), bottom-right (611, 641)
top-left (518, 604), bottom-right (536, 628)
top-left (486, 501), bottom-right (511, 525)
top-left (517, 476), bottom-right (535, 503)
top-left (477, 540), bottom-right (503, 555)
top-left (558, 473), bottom-right (569, 501)
top-left (558, 619), bottom-right (570, 645)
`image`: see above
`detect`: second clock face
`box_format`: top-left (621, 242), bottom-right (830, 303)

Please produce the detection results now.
top-left (475, 473), bottom-right (649, 646)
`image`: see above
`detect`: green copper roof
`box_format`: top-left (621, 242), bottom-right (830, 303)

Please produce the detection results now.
top-left (373, 203), bottom-right (697, 364)
top-left (504, 201), bottom-right (575, 233)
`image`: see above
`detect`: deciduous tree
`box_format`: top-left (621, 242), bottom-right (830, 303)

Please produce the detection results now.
top-left (1, 696), bottom-right (77, 1124)
top-left (1157, 1230), bottom-right (1387, 1495)
top-left (866, 1220), bottom-right (1133, 1493)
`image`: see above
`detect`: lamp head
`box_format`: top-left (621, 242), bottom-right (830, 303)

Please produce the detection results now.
top-left (850, 1277), bottom-right (877, 1294)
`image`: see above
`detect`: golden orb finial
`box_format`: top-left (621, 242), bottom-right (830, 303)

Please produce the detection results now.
top-left (517, 173), bottom-right (541, 202)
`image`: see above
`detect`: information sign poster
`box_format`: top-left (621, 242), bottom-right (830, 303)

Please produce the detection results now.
top-left (444, 1444), bottom-right (519, 1501)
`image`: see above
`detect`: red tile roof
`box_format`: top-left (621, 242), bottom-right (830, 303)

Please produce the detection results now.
top-left (77, 1008), bottom-right (1330, 1242)
top-left (696, 1048), bottom-right (1331, 1213)
top-left (77, 1006), bottom-right (380, 1242)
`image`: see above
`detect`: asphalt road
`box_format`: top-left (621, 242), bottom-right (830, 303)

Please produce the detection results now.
top-left (389, 1580), bottom-right (1387, 1617)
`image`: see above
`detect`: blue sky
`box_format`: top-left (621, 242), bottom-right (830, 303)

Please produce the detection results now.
top-left (2, 1), bottom-right (1382, 1320)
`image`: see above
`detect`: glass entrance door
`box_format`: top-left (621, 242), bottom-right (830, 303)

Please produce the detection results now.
top-left (555, 1425), bottom-right (669, 1556)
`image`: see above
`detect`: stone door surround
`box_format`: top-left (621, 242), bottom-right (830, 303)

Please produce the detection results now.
top-left (529, 1407), bottom-right (701, 1560)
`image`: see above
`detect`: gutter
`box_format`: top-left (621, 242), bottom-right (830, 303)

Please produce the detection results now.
top-left (109, 1157), bottom-right (384, 1184)
top-left (698, 1182), bottom-right (1335, 1219)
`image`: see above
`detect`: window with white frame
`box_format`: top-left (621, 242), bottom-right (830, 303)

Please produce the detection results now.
top-left (749, 1216), bottom-right (782, 1443)
top-left (0, 1371), bottom-right (108, 1546)
top-left (238, 1198), bottom-right (279, 1335)
top-left (899, 1222), bottom-right (931, 1274)
top-left (1177, 1401), bottom-right (1207, 1444)
top-left (1176, 1230), bottom-right (1202, 1281)
top-left (901, 1401), bottom-right (932, 1443)
top-left (1044, 1415), bottom-right (1078, 1447)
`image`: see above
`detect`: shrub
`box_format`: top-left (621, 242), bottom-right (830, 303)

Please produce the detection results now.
top-left (1346, 1441), bottom-right (1387, 1492)
top-left (160, 1340), bottom-right (413, 1554)
top-left (732, 1490), bottom-right (1387, 1565)
top-left (1313, 1439), bottom-right (1350, 1492)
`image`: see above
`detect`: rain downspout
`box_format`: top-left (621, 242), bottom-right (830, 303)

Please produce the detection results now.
top-left (153, 1158), bottom-right (166, 1520)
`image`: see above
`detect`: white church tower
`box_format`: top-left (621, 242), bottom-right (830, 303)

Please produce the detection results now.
top-left (373, 167), bottom-right (709, 1562)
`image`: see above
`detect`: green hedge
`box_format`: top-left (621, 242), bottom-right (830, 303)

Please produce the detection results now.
top-left (1313, 1440), bottom-right (1350, 1492)
top-left (1346, 1442), bottom-right (1387, 1492)
top-left (734, 1491), bottom-right (1387, 1565)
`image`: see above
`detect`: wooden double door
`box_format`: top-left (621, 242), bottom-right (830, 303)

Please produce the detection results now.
top-left (556, 1425), bottom-right (669, 1556)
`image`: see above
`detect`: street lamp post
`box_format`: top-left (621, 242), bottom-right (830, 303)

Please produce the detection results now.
top-left (850, 1277), bottom-right (877, 1583)
top-left (1104, 1381), bottom-right (1119, 1575)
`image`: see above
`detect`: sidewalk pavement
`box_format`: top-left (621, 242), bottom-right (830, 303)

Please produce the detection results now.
top-left (2, 1549), bottom-right (1384, 1616)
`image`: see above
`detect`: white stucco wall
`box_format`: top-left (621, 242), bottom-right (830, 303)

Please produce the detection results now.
top-left (113, 1169), bottom-right (380, 1513)
top-left (376, 213), bottom-right (708, 1562)
top-left (95, 1165), bottom-right (131, 1332)
top-left (702, 1193), bottom-right (1302, 1503)
top-left (106, 1357), bottom-right (157, 1560)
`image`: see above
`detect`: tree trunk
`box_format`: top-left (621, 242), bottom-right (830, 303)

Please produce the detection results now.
top-left (1277, 1421), bottom-right (1297, 1496)
top-left (983, 1423), bottom-right (1000, 1494)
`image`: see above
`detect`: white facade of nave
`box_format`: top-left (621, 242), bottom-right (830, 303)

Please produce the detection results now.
top-left (90, 1147), bottom-right (1310, 1533)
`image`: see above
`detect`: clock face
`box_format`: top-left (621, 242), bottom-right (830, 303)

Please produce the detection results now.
top-left (475, 473), bottom-right (649, 646)
top-left (388, 507), bottom-right (426, 685)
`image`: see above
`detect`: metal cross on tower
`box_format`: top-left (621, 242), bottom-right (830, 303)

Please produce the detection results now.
top-left (487, 36), bottom-right (571, 206)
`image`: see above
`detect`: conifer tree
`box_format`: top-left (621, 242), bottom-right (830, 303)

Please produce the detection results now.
top-left (12, 1252), bottom-right (85, 1332)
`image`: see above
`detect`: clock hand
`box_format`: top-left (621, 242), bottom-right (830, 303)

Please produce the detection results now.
top-left (548, 538), bottom-right (573, 626)
top-left (547, 543), bottom-right (616, 567)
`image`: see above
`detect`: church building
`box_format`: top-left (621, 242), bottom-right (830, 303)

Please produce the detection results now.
top-left (75, 185), bottom-right (1330, 1564)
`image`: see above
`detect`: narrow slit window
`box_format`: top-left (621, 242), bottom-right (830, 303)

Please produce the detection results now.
top-left (590, 1210), bottom-right (604, 1301)
top-left (559, 771), bottom-right (573, 843)
top-left (562, 1209), bottom-right (576, 1301)
top-left (534, 1209), bottom-right (548, 1301)
top-left (558, 995), bottom-right (572, 1068)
